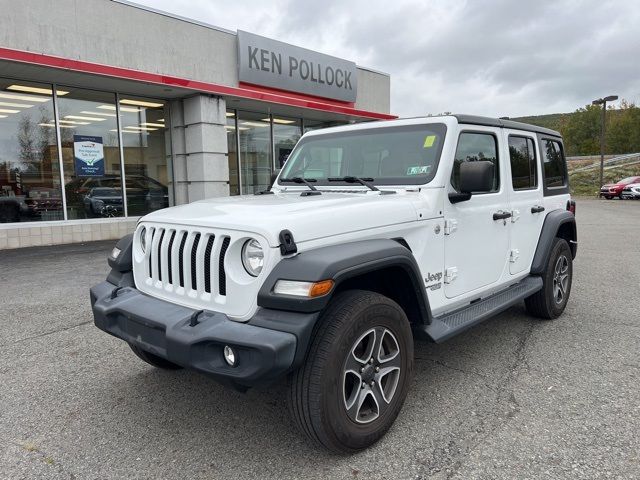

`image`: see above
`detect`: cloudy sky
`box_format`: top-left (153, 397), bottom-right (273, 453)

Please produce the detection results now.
top-left (135, 0), bottom-right (640, 118)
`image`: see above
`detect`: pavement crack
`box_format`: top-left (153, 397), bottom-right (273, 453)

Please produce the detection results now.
top-left (0, 320), bottom-right (92, 348)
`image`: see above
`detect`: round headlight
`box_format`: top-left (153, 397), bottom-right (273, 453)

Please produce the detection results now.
top-left (241, 239), bottom-right (264, 277)
top-left (139, 227), bottom-right (147, 253)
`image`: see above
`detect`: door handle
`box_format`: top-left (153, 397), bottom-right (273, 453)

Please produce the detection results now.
top-left (531, 205), bottom-right (545, 214)
top-left (493, 211), bottom-right (512, 221)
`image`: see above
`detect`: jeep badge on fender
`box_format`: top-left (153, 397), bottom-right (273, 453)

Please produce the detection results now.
top-left (91, 114), bottom-right (577, 453)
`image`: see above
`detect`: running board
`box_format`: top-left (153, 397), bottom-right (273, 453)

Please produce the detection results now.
top-left (422, 276), bottom-right (543, 343)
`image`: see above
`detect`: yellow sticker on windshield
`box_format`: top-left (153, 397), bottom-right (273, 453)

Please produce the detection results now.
top-left (423, 135), bottom-right (436, 148)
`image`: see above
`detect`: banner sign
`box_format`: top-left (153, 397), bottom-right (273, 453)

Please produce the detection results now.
top-left (73, 135), bottom-right (104, 177)
top-left (238, 30), bottom-right (358, 103)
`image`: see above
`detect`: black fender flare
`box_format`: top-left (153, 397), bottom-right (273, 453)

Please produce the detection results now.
top-left (257, 238), bottom-right (431, 321)
top-left (530, 210), bottom-right (577, 275)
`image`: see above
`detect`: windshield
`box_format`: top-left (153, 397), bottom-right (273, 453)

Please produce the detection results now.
top-left (278, 123), bottom-right (447, 186)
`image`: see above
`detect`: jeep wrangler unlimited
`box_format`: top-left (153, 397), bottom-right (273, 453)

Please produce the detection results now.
top-left (91, 115), bottom-right (577, 453)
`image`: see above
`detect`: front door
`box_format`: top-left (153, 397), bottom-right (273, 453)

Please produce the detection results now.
top-left (444, 128), bottom-right (510, 299)
top-left (504, 131), bottom-right (545, 275)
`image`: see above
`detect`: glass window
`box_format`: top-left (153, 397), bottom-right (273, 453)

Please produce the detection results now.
top-left (451, 132), bottom-right (499, 192)
top-left (279, 124), bottom-right (446, 186)
top-left (508, 136), bottom-right (538, 190)
top-left (0, 79), bottom-right (63, 223)
top-left (118, 95), bottom-right (170, 216)
top-left (273, 116), bottom-right (302, 169)
top-left (57, 87), bottom-right (123, 219)
top-left (226, 110), bottom-right (240, 195)
top-left (542, 140), bottom-right (567, 188)
top-left (238, 111), bottom-right (271, 194)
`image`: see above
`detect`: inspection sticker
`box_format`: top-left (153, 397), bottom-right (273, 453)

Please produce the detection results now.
top-left (423, 135), bottom-right (436, 148)
top-left (406, 165), bottom-right (431, 175)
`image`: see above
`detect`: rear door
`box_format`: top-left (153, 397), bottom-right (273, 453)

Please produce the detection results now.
top-left (504, 131), bottom-right (544, 275)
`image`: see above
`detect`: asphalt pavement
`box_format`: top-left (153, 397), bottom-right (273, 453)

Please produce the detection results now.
top-left (1, 198), bottom-right (639, 479)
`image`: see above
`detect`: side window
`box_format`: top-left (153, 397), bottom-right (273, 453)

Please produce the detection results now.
top-left (508, 136), bottom-right (538, 190)
top-left (542, 140), bottom-right (567, 188)
top-left (451, 132), bottom-right (499, 192)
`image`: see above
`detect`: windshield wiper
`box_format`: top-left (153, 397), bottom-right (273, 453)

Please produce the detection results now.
top-left (327, 176), bottom-right (379, 192)
top-left (280, 177), bottom-right (321, 196)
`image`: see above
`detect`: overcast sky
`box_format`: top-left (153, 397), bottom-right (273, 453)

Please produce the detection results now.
top-left (135, 0), bottom-right (640, 118)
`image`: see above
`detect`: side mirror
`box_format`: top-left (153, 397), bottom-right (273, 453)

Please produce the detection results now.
top-left (449, 160), bottom-right (495, 203)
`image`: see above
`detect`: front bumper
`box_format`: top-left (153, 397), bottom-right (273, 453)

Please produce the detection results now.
top-left (90, 281), bottom-right (319, 387)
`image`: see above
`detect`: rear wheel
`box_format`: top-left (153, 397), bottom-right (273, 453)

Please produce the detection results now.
top-left (288, 290), bottom-right (413, 453)
top-left (525, 238), bottom-right (573, 319)
top-left (128, 343), bottom-right (183, 370)
top-left (604, 195), bottom-right (612, 200)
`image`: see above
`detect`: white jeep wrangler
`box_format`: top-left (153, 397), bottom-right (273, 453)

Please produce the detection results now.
top-left (91, 114), bottom-right (577, 453)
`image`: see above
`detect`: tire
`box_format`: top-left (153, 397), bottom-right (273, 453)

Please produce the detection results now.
top-left (288, 290), bottom-right (413, 453)
top-left (604, 196), bottom-right (612, 200)
top-left (128, 343), bottom-right (183, 370)
top-left (525, 238), bottom-right (573, 319)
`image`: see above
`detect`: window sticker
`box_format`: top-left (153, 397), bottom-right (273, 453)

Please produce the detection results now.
top-left (406, 165), bottom-right (431, 175)
top-left (423, 135), bottom-right (436, 148)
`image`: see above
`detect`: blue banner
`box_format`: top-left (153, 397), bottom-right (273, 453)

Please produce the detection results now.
top-left (74, 135), bottom-right (104, 177)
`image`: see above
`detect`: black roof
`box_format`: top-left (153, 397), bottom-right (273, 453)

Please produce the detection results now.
top-left (453, 114), bottom-right (561, 137)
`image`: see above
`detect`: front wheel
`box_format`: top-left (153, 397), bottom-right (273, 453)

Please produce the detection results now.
top-left (525, 238), bottom-right (573, 319)
top-left (288, 290), bottom-right (413, 453)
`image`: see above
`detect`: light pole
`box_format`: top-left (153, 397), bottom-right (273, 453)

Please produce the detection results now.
top-left (592, 95), bottom-right (618, 189)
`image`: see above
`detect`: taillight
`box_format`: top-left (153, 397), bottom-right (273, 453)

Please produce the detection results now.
top-left (567, 200), bottom-right (576, 215)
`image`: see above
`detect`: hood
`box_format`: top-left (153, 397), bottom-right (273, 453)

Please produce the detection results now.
top-left (141, 191), bottom-right (422, 247)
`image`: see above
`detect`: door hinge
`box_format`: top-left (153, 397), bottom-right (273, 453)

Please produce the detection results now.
top-left (509, 249), bottom-right (520, 263)
top-left (444, 219), bottom-right (458, 235)
top-left (511, 209), bottom-right (520, 223)
top-left (444, 267), bottom-right (458, 284)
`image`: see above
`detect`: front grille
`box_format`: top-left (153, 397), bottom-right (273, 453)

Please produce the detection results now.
top-left (146, 227), bottom-right (230, 297)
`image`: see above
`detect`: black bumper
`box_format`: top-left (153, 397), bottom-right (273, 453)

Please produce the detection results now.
top-left (90, 281), bottom-right (319, 387)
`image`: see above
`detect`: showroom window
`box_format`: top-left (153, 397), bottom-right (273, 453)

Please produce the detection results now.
top-left (0, 79), bottom-right (64, 223)
top-left (118, 95), bottom-right (170, 216)
top-left (0, 78), bottom-right (171, 223)
top-left (237, 111), bottom-right (272, 194)
top-left (273, 116), bottom-right (302, 169)
top-left (56, 87), bottom-right (124, 219)
top-left (225, 111), bottom-right (344, 195)
top-left (226, 111), bottom-right (240, 195)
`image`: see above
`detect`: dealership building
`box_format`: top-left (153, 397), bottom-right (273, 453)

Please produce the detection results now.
top-left (0, 0), bottom-right (393, 250)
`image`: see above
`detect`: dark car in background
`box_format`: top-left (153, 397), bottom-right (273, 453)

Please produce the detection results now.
top-left (66, 175), bottom-right (168, 217)
top-left (24, 187), bottom-right (63, 216)
top-left (600, 176), bottom-right (640, 199)
top-left (83, 187), bottom-right (124, 217)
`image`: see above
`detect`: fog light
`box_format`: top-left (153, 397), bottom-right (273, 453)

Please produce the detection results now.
top-left (223, 345), bottom-right (237, 367)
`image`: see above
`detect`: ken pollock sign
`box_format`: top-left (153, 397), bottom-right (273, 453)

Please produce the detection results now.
top-left (237, 31), bottom-right (358, 103)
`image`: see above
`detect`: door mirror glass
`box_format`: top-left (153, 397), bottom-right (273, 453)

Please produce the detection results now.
top-left (459, 160), bottom-right (495, 193)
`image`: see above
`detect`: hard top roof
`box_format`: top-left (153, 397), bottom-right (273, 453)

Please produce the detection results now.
top-left (452, 114), bottom-right (562, 137)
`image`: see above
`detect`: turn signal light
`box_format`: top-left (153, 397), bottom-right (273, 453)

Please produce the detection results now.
top-left (309, 280), bottom-right (335, 297)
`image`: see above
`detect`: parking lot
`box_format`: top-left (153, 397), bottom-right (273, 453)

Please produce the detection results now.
top-left (1, 198), bottom-right (639, 479)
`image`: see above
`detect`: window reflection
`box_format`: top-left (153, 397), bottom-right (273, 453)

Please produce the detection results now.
top-left (119, 95), bottom-right (170, 216)
top-left (238, 111), bottom-right (271, 194)
top-left (273, 116), bottom-right (301, 169)
top-left (226, 110), bottom-right (240, 195)
top-left (0, 79), bottom-right (64, 222)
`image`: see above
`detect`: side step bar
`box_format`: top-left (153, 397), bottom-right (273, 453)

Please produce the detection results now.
top-left (422, 276), bottom-right (543, 343)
